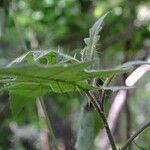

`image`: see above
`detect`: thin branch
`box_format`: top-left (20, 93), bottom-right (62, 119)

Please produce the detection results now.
top-left (120, 121), bottom-right (150, 150)
top-left (97, 65), bottom-right (150, 149)
top-left (39, 97), bottom-right (59, 150)
top-left (86, 91), bottom-right (117, 150)
top-left (37, 99), bottom-right (50, 150)
top-left (101, 76), bottom-right (114, 109)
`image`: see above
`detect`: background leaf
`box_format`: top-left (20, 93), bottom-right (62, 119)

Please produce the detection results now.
top-left (10, 93), bottom-right (35, 117)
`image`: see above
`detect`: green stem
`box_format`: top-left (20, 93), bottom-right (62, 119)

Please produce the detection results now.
top-left (86, 91), bottom-right (117, 150)
top-left (120, 121), bottom-right (150, 150)
top-left (101, 76), bottom-right (114, 109)
top-left (39, 96), bottom-right (59, 150)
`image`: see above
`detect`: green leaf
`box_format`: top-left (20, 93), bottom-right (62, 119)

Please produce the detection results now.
top-left (7, 51), bottom-right (34, 67)
top-left (82, 13), bottom-right (108, 60)
top-left (2, 50), bottom-right (149, 117)
top-left (0, 61), bottom-right (131, 94)
top-left (10, 93), bottom-right (35, 117)
top-left (1, 51), bottom-right (149, 118)
top-left (1, 59), bottom-right (149, 94)
top-left (0, 61), bottom-right (129, 82)
top-left (8, 83), bottom-right (51, 97)
top-left (7, 50), bottom-right (79, 66)
top-left (8, 82), bottom-right (50, 117)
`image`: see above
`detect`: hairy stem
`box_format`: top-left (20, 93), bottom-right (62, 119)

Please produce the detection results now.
top-left (39, 97), bottom-right (59, 150)
top-left (86, 91), bottom-right (117, 150)
top-left (120, 121), bottom-right (150, 150)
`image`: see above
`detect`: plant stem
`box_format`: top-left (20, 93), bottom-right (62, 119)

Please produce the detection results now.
top-left (120, 121), bottom-right (150, 150)
top-left (39, 97), bottom-right (59, 150)
top-left (101, 76), bottom-right (114, 110)
top-left (86, 91), bottom-right (117, 150)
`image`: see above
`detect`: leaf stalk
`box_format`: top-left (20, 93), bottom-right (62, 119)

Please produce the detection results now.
top-left (86, 91), bottom-right (117, 150)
